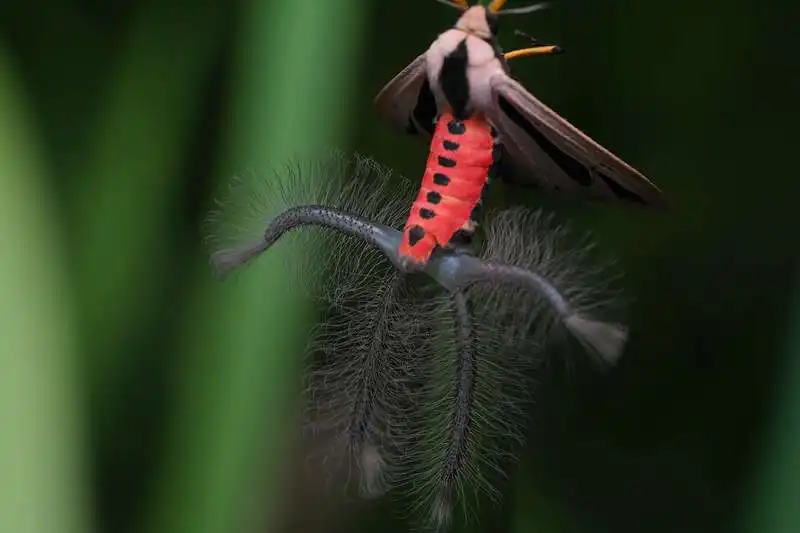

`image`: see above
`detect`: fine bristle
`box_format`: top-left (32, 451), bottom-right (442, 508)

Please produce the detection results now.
top-left (209, 241), bottom-right (268, 280)
top-left (206, 152), bottom-right (627, 530)
top-left (402, 207), bottom-right (626, 530)
top-left (358, 444), bottom-right (388, 499)
top-left (207, 151), bottom-right (418, 500)
top-left (204, 150), bottom-right (414, 291)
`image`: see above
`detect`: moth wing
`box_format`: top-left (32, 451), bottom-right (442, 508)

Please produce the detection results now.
top-left (487, 73), bottom-right (667, 208)
top-left (374, 53), bottom-right (437, 138)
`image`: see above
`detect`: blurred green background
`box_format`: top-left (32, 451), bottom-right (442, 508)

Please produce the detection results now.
top-left (0, 0), bottom-right (798, 532)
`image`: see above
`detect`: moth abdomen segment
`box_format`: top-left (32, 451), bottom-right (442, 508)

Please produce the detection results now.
top-left (398, 110), bottom-right (495, 265)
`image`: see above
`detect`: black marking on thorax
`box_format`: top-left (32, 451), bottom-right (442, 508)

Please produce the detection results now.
top-left (440, 39), bottom-right (471, 120)
top-left (488, 38), bottom-right (510, 74)
top-left (484, 12), bottom-right (511, 74)
top-left (496, 46), bottom-right (511, 75)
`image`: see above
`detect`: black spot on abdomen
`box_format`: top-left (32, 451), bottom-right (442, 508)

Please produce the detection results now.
top-left (433, 173), bottom-right (450, 186)
top-left (438, 156), bottom-right (456, 168)
top-left (440, 39), bottom-right (471, 120)
top-left (448, 120), bottom-right (466, 135)
top-left (443, 140), bottom-right (459, 151)
top-left (407, 225), bottom-right (426, 247)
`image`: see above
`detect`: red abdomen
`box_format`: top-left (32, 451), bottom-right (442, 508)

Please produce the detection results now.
top-left (399, 110), bottom-right (495, 266)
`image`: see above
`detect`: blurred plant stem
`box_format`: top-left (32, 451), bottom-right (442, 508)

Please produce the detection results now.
top-left (144, 1), bottom-right (369, 533)
top-left (68, 0), bottom-right (225, 412)
top-left (0, 46), bottom-right (90, 533)
top-left (744, 273), bottom-right (800, 533)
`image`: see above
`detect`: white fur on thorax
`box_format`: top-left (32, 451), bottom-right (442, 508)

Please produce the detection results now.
top-left (425, 7), bottom-right (504, 114)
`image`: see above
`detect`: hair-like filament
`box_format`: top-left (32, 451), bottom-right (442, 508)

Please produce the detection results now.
top-left (207, 151), bottom-right (627, 530)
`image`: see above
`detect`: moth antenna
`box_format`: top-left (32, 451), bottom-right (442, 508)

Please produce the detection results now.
top-left (513, 28), bottom-right (537, 42)
top-left (487, 0), bottom-right (509, 11)
top-left (435, 0), bottom-right (469, 10)
top-left (497, 2), bottom-right (551, 15)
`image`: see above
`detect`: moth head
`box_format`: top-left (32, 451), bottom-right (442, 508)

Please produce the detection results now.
top-left (455, 5), bottom-right (495, 39)
top-left (437, 1), bottom-right (551, 38)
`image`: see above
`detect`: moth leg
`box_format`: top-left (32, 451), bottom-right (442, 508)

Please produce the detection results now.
top-left (442, 228), bottom-right (477, 257)
top-left (398, 256), bottom-right (426, 274)
top-left (512, 29), bottom-right (562, 49)
top-left (504, 30), bottom-right (563, 61)
top-left (513, 29), bottom-right (541, 45)
top-left (504, 44), bottom-right (562, 61)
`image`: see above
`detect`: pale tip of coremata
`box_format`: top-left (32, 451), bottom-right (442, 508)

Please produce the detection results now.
top-left (358, 444), bottom-right (388, 499)
top-left (565, 314), bottom-right (628, 363)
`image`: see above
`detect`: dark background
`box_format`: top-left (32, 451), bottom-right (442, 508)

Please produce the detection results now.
top-left (1, 1), bottom-right (798, 533)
